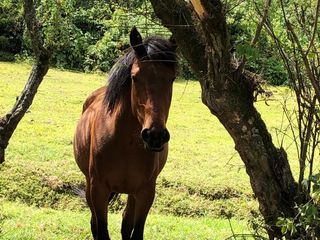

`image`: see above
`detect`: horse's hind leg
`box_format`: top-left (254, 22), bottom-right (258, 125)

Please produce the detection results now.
top-left (90, 178), bottom-right (111, 240)
top-left (130, 187), bottom-right (155, 240)
top-left (121, 195), bottom-right (136, 240)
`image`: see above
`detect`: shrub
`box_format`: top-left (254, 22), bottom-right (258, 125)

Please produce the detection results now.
top-left (276, 174), bottom-right (320, 238)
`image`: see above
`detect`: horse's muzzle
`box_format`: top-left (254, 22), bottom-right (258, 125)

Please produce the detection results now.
top-left (141, 127), bottom-right (170, 152)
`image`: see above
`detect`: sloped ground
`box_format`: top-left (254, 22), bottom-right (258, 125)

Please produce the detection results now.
top-left (0, 62), bottom-right (299, 238)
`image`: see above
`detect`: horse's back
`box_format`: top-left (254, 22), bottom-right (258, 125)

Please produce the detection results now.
top-left (74, 86), bottom-right (106, 176)
top-left (82, 86), bottom-right (106, 113)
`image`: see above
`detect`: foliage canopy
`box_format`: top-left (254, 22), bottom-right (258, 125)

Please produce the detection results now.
top-left (0, 0), bottom-right (291, 84)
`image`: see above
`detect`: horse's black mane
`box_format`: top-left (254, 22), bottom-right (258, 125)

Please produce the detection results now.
top-left (105, 36), bottom-right (177, 112)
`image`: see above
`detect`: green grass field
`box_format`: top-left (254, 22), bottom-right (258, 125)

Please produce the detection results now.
top-left (0, 201), bottom-right (250, 240)
top-left (0, 62), bottom-right (301, 239)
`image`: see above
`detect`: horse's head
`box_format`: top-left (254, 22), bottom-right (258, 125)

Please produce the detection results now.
top-left (129, 27), bottom-right (177, 152)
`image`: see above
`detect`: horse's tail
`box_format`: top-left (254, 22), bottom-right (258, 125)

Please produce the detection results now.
top-left (108, 192), bottom-right (121, 205)
top-left (71, 186), bottom-right (120, 205)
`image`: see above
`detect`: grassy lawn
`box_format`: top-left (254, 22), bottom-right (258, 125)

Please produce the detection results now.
top-left (0, 61), bottom-right (302, 238)
top-left (0, 201), bottom-right (249, 240)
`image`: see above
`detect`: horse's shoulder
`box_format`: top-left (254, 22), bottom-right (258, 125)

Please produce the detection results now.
top-left (82, 86), bottom-right (106, 113)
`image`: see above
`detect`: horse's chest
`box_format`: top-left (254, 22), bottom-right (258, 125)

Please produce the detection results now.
top-left (93, 142), bottom-right (160, 193)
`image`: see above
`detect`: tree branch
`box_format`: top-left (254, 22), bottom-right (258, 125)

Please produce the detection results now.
top-left (0, 0), bottom-right (50, 163)
top-left (279, 0), bottom-right (320, 103)
top-left (149, 0), bottom-right (207, 79)
top-left (251, 0), bottom-right (272, 47)
top-left (306, 0), bottom-right (320, 55)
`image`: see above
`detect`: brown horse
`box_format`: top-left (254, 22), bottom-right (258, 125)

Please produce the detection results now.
top-left (74, 27), bottom-right (177, 240)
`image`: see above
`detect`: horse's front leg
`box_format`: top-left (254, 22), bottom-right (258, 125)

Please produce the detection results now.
top-left (121, 195), bottom-right (136, 240)
top-left (130, 186), bottom-right (155, 240)
top-left (90, 177), bottom-right (111, 240)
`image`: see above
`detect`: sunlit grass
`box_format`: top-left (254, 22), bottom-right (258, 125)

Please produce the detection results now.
top-left (0, 201), bottom-right (249, 240)
top-left (0, 61), bottom-right (305, 238)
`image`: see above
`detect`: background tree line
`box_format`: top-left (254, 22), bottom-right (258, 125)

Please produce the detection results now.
top-left (1, 0), bottom-right (288, 84)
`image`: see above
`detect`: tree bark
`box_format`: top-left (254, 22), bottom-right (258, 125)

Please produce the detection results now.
top-left (149, 0), bottom-right (298, 238)
top-left (0, 0), bottom-right (50, 163)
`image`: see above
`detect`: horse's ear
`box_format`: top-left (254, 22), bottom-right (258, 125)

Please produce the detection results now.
top-left (130, 27), bottom-right (147, 59)
top-left (169, 35), bottom-right (177, 51)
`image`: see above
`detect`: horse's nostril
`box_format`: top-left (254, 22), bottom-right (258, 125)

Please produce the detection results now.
top-left (162, 129), bottom-right (170, 143)
top-left (141, 128), bottom-right (151, 142)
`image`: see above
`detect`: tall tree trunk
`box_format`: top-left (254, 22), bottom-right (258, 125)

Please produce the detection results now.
top-left (0, 0), bottom-right (50, 163)
top-left (149, 0), bottom-right (299, 238)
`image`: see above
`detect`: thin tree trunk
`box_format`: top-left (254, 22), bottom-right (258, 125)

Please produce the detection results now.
top-left (149, 0), bottom-right (298, 238)
top-left (0, 0), bottom-right (50, 163)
